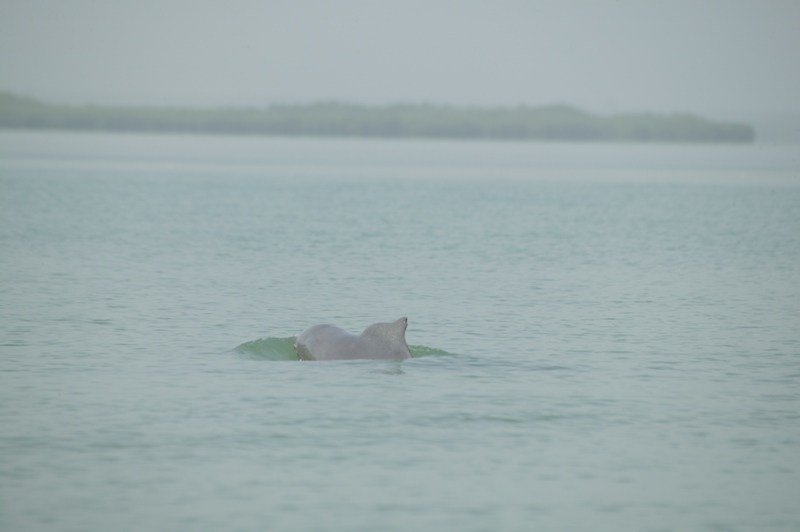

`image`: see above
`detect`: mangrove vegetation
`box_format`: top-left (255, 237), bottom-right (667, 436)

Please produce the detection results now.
top-left (0, 92), bottom-right (754, 143)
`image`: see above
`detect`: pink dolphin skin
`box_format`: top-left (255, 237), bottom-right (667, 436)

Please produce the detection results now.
top-left (295, 317), bottom-right (411, 361)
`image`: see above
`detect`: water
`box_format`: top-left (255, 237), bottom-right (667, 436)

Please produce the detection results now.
top-left (1, 131), bottom-right (799, 531)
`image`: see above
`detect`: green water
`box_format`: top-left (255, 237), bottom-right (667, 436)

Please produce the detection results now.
top-left (1, 132), bottom-right (799, 531)
top-left (234, 337), bottom-right (452, 361)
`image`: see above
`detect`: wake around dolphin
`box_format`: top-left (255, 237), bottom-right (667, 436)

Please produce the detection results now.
top-left (294, 317), bottom-right (412, 361)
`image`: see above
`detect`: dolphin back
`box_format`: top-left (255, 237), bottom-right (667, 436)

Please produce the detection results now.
top-left (295, 317), bottom-right (411, 361)
top-left (359, 317), bottom-right (411, 360)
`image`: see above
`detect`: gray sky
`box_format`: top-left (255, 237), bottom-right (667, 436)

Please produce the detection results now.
top-left (1, 0), bottom-right (798, 119)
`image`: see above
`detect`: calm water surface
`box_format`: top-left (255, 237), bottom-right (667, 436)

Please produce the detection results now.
top-left (1, 132), bottom-right (799, 531)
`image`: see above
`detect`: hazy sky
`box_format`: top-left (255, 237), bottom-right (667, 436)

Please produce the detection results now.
top-left (1, 0), bottom-right (798, 119)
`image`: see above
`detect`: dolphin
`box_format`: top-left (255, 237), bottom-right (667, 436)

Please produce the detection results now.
top-left (295, 317), bottom-right (412, 361)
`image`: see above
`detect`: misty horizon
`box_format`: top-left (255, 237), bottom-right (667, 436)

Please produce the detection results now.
top-left (0, 91), bottom-right (756, 143)
top-left (1, 1), bottom-right (799, 126)
top-left (0, 89), bottom-right (767, 117)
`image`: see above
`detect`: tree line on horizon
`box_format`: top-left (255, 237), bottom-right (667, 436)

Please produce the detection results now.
top-left (0, 92), bottom-right (755, 143)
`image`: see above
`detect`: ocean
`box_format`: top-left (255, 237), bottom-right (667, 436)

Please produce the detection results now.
top-left (1, 131), bottom-right (799, 531)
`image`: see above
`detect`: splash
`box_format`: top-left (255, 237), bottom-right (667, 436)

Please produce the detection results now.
top-left (407, 345), bottom-right (455, 358)
top-left (234, 337), bottom-right (454, 361)
top-left (234, 337), bottom-right (299, 361)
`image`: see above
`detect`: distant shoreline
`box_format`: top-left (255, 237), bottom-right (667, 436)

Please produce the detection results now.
top-left (0, 92), bottom-right (755, 143)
